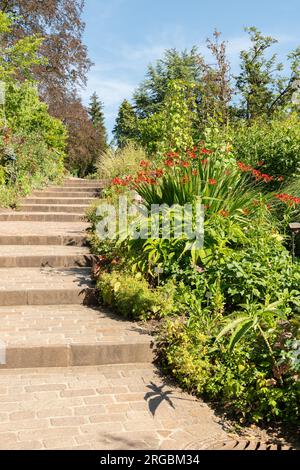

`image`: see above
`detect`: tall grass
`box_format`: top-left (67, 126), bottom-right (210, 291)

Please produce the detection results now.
top-left (96, 143), bottom-right (147, 180)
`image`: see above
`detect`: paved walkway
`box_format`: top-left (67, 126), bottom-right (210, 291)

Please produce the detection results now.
top-left (0, 178), bottom-right (229, 450)
top-left (0, 364), bottom-right (228, 450)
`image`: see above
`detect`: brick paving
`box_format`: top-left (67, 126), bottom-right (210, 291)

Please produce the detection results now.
top-left (0, 364), bottom-right (228, 450)
top-left (0, 178), bottom-right (231, 449)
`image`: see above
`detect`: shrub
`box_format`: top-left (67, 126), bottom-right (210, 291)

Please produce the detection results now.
top-left (230, 115), bottom-right (300, 180)
top-left (0, 130), bottom-right (65, 207)
top-left (116, 144), bottom-right (272, 275)
top-left (97, 271), bottom-right (175, 320)
top-left (158, 304), bottom-right (300, 424)
top-left (96, 143), bottom-right (147, 181)
top-left (0, 82), bottom-right (66, 207)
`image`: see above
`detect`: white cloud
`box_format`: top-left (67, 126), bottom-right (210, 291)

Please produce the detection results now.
top-left (82, 76), bottom-right (135, 107)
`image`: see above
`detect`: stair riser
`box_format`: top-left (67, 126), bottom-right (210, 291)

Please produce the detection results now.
top-left (0, 236), bottom-right (87, 246)
top-left (19, 205), bottom-right (90, 214)
top-left (0, 288), bottom-right (97, 306)
top-left (0, 255), bottom-right (94, 268)
top-left (43, 187), bottom-right (101, 193)
top-left (0, 342), bottom-right (153, 369)
top-left (63, 182), bottom-right (105, 188)
top-left (32, 191), bottom-right (99, 198)
top-left (22, 199), bottom-right (94, 205)
top-left (0, 214), bottom-right (85, 222)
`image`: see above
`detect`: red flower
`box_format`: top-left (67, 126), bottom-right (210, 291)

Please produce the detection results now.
top-left (237, 161), bottom-right (252, 172)
top-left (181, 161), bottom-right (190, 168)
top-left (201, 148), bottom-right (213, 155)
top-left (187, 150), bottom-right (197, 159)
top-left (192, 169), bottom-right (198, 176)
top-left (261, 173), bottom-right (274, 183)
top-left (219, 209), bottom-right (229, 217)
top-left (164, 159), bottom-right (175, 167)
top-left (165, 151), bottom-right (179, 159)
top-left (252, 169), bottom-right (263, 180)
top-left (140, 160), bottom-right (151, 168)
top-left (111, 177), bottom-right (127, 186)
top-left (208, 178), bottom-right (217, 185)
top-left (153, 168), bottom-right (164, 178)
top-left (201, 159), bottom-right (208, 165)
top-left (146, 177), bottom-right (157, 185)
top-left (275, 193), bottom-right (300, 205)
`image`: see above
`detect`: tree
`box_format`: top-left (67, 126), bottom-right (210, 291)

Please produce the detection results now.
top-left (133, 48), bottom-right (204, 118)
top-left (236, 27), bottom-right (300, 120)
top-left (88, 92), bottom-right (107, 150)
top-left (132, 42), bottom-right (232, 134)
top-left (63, 94), bottom-right (103, 177)
top-left (201, 30), bottom-right (232, 126)
top-left (113, 99), bottom-right (137, 148)
top-left (1, 0), bottom-right (92, 113)
top-left (139, 80), bottom-right (196, 154)
top-left (0, 10), bottom-right (43, 82)
top-left (88, 92), bottom-right (105, 127)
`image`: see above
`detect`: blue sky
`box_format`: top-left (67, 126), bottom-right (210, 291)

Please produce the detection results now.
top-left (81, 0), bottom-right (300, 139)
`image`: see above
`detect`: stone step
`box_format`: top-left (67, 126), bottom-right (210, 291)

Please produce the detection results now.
top-left (63, 179), bottom-right (106, 187)
top-left (0, 305), bottom-right (153, 369)
top-left (0, 246), bottom-right (95, 268)
top-left (0, 267), bottom-right (96, 306)
top-left (19, 205), bottom-right (90, 214)
top-left (0, 222), bottom-right (89, 246)
top-left (0, 212), bottom-right (85, 222)
top-left (22, 197), bottom-right (94, 205)
top-left (43, 187), bottom-right (101, 193)
top-left (32, 191), bottom-right (99, 198)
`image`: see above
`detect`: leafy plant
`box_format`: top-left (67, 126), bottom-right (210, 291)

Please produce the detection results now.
top-left (97, 271), bottom-right (175, 320)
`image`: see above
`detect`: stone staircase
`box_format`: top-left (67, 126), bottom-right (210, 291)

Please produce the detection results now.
top-left (0, 178), bottom-right (153, 369)
top-left (0, 178), bottom-right (228, 450)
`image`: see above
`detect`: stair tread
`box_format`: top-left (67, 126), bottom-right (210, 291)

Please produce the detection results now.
top-left (0, 267), bottom-right (92, 290)
top-left (0, 305), bottom-right (150, 347)
top-left (0, 245), bottom-right (92, 257)
top-left (0, 221), bottom-right (88, 237)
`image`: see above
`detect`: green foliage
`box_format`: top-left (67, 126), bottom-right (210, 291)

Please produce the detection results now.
top-left (0, 11), bottom-right (44, 82)
top-left (133, 48), bottom-right (202, 118)
top-left (97, 271), bottom-right (175, 320)
top-left (235, 27), bottom-right (300, 120)
top-left (139, 80), bottom-right (197, 154)
top-left (0, 131), bottom-right (64, 206)
top-left (4, 82), bottom-right (66, 151)
top-left (230, 115), bottom-right (300, 179)
top-left (0, 11), bottom-right (66, 207)
top-left (127, 146), bottom-right (263, 272)
top-left (88, 91), bottom-right (107, 152)
top-left (113, 100), bottom-right (138, 148)
top-left (159, 303), bottom-right (300, 423)
top-left (88, 92), bottom-right (105, 128)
